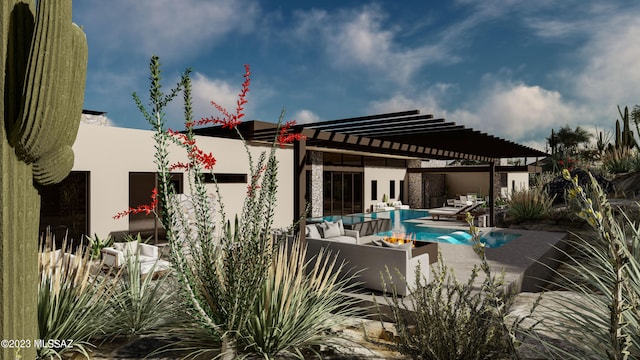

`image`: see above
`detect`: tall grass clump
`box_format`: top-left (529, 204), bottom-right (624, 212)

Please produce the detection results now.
top-left (381, 213), bottom-right (524, 360)
top-left (525, 169), bottom-right (640, 359)
top-left (128, 56), bottom-right (356, 359)
top-left (38, 231), bottom-right (118, 359)
top-left (507, 185), bottom-right (555, 222)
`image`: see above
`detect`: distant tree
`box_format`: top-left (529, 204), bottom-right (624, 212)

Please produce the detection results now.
top-left (548, 125), bottom-right (592, 155)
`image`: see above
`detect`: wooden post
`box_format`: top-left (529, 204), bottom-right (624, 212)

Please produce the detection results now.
top-left (293, 137), bottom-right (307, 240)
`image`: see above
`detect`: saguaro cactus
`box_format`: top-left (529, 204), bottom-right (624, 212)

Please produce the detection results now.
top-left (1, 0), bottom-right (87, 358)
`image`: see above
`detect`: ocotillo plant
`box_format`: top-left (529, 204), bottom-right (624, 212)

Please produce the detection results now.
top-left (0, 1), bottom-right (87, 359)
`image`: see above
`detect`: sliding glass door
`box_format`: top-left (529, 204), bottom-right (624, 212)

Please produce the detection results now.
top-left (323, 171), bottom-right (363, 216)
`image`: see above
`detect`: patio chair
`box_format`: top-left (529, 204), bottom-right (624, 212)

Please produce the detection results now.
top-left (102, 239), bottom-right (170, 276)
top-left (429, 202), bottom-right (484, 220)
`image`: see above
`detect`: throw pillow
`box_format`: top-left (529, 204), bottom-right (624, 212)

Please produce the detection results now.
top-left (336, 219), bottom-right (345, 236)
top-left (306, 224), bottom-right (322, 239)
top-left (321, 221), bottom-right (341, 239)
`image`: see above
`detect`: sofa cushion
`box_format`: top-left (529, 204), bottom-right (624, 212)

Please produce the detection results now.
top-left (321, 221), bottom-right (341, 239)
top-left (326, 235), bottom-right (357, 244)
top-left (305, 224), bottom-right (322, 239)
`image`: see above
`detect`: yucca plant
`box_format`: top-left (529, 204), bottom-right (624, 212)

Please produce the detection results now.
top-left (104, 246), bottom-right (175, 340)
top-left (507, 185), bottom-right (555, 222)
top-left (523, 169), bottom-right (640, 359)
top-left (38, 231), bottom-right (118, 359)
top-left (239, 238), bottom-right (363, 359)
top-left (381, 214), bottom-right (523, 360)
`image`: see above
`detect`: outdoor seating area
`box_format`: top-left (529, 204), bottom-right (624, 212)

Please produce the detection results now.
top-left (301, 221), bottom-right (436, 296)
top-left (102, 240), bottom-right (170, 278)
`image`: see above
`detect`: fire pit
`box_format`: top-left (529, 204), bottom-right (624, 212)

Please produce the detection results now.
top-left (382, 232), bottom-right (438, 263)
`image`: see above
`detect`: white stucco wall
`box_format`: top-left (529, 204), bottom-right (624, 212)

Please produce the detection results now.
top-left (72, 123), bottom-right (293, 238)
top-left (363, 166), bottom-right (407, 211)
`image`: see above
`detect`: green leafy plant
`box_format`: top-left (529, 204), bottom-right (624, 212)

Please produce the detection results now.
top-left (239, 238), bottom-right (363, 358)
top-left (38, 230), bottom-right (118, 359)
top-left (85, 233), bottom-right (113, 259)
top-left (380, 214), bottom-right (524, 360)
top-left (507, 186), bottom-right (555, 222)
top-left (523, 169), bottom-right (640, 359)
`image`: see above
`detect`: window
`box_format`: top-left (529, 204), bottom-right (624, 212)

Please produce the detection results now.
top-left (390, 180), bottom-right (396, 198)
top-left (201, 173), bottom-right (247, 183)
top-left (399, 180), bottom-right (405, 202)
top-left (371, 180), bottom-right (378, 200)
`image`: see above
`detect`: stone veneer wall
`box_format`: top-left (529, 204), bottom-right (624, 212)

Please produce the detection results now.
top-left (407, 159), bottom-right (423, 209)
top-left (310, 151), bottom-right (323, 217)
top-left (423, 173), bottom-right (446, 208)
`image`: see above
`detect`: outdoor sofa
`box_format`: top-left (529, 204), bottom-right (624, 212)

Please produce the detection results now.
top-left (302, 221), bottom-right (432, 296)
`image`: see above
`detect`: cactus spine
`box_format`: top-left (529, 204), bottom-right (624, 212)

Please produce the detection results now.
top-left (1, 1), bottom-right (87, 358)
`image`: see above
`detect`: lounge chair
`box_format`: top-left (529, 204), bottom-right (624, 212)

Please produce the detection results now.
top-left (429, 202), bottom-right (484, 220)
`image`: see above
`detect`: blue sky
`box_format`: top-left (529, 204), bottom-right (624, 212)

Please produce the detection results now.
top-left (73, 0), bottom-right (640, 151)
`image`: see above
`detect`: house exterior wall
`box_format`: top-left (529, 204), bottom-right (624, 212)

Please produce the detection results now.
top-left (72, 123), bottom-right (294, 238)
top-left (363, 166), bottom-right (407, 211)
top-left (505, 172), bottom-right (529, 197)
top-left (445, 172), bottom-right (491, 199)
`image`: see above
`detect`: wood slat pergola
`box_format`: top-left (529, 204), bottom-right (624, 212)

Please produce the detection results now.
top-left (192, 110), bottom-right (548, 229)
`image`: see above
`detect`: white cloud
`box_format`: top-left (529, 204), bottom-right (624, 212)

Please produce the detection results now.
top-left (189, 72), bottom-right (253, 122)
top-left (369, 79), bottom-right (576, 151)
top-left (573, 18), bottom-right (640, 114)
top-left (292, 5), bottom-right (451, 85)
top-left (292, 109), bottom-right (322, 124)
top-left (75, 0), bottom-right (260, 60)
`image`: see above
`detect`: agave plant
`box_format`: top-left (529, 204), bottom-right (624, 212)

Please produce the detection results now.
top-left (85, 233), bottom-right (113, 260)
top-left (38, 230), bottom-right (118, 359)
top-left (104, 248), bottom-right (175, 340)
top-left (238, 238), bottom-right (363, 359)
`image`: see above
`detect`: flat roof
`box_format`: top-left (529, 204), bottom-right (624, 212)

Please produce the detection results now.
top-left (193, 110), bottom-right (548, 161)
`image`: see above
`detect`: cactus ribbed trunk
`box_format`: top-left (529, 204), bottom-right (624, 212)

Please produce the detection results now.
top-left (1, 1), bottom-right (86, 358)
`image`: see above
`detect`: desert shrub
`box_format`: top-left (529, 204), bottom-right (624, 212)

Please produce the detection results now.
top-left (381, 214), bottom-right (523, 360)
top-left (507, 186), bottom-right (555, 222)
top-left (238, 238), bottom-right (363, 358)
top-left (128, 56), bottom-right (356, 359)
top-left (525, 169), bottom-right (640, 358)
top-left (103, 234), bottom-right (176, 340)
top-left (38, 231), bottom-right (118, 359)
top-left (602, 147), bottom-right (637, 174)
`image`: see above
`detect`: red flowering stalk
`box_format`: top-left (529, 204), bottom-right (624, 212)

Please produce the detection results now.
top-left (167, 128), bottom-right (217, 170)
top-left (113, 188), bottom-right (158, 219)
top-left (193, 64), bottom-right (251, 129)
top-left (277, 120), bottom-right (307, 148)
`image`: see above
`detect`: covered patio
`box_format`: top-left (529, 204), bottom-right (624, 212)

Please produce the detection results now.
top-left (193, 109), bottom-right (548, 229)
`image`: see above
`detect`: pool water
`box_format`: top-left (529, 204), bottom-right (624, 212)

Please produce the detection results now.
top-left (372, 210), bottom-right (520, 248)
top-left (309, 209), bottom-right (519, 248)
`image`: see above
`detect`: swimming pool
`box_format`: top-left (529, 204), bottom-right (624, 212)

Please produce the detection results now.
top-left (309, 209), bottom-right (520, 248)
